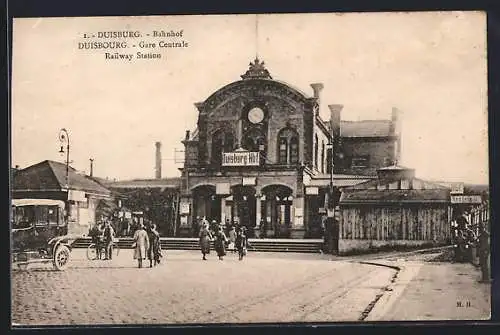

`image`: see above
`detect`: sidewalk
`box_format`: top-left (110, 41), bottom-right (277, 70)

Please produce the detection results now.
top-left (366, 260), bottom-right (491, 321)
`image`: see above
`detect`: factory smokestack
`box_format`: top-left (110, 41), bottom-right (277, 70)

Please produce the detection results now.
top-left (155, 142), bottom-right (162, 179)
top-left (89, 158), bottom-right (94, 177)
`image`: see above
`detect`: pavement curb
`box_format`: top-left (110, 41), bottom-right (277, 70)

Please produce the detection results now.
top-left (356, 261), bottom-right (401, 321)
top-left (361, 261), bottom-right (424, 322)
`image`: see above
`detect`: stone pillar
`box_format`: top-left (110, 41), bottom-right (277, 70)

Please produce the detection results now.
top-left (255, 198), bottom-right (262, 227)
top-left (290, 196), bottom-right (305, 238)
top-left (220, 196), bottom-right (226, 225)
top-left (254, 196), bottom-right (262, 238)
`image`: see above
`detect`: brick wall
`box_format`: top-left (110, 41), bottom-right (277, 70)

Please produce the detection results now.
top-left (339, 138), bottom-right (396, 175)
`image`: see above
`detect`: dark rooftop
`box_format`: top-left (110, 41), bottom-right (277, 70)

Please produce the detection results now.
top-left (339, 189), bottom-right (450, 204)
top-left (13, 160), bottom-right (111, 196)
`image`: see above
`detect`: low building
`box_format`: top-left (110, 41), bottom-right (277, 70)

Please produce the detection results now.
top-left (12, 160), bottom-right (112, 235)
top-left (105, 177), bottom-right (181, 237)
top-left (338, 165), bottom-right (452, 254)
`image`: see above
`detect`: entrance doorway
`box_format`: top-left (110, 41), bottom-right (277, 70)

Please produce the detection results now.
top-left (192, 185), bottom-right (221, 223)
top-left (231, 185), bottom-right (256, 236)
top-left (261, 185), bottom-right (293, 238)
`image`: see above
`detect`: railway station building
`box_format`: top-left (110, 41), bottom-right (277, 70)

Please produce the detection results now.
top-left (178, 58), bottom-right (402, 238)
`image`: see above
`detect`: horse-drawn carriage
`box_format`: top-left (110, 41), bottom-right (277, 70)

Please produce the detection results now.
top-left (11, 199), bottom-right (80, 270)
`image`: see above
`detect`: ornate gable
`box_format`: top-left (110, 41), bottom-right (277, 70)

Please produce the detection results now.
top-left (241, 57), bottom-right (272, 80)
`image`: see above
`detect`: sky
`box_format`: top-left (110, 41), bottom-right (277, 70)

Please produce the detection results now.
top-left (11, 12), bottom-right (488, 184)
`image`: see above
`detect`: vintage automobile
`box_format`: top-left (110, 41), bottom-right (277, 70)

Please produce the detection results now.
top-left (11, 198), bottom-right (80, 270)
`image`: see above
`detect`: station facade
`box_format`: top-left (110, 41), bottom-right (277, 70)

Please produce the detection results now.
top-left (178, 58), bottom-right (401, 238)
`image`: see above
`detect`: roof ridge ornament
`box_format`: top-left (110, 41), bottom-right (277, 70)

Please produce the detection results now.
top-left (241, 57), bottom-right (272, 80)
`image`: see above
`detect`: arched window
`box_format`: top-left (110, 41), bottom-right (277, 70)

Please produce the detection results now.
top-left (321, 141), bottom-right (325, 173)
top-left (211, 130), bottom-right (235, 165)
top-left (277, 128), bottom-right (299, 165)
top-left (314, 134), bottom-right (319, 169)
top-left (290, 137), bottom-right (299, 164)
top-left (279, 138), bottom-right (288, 164)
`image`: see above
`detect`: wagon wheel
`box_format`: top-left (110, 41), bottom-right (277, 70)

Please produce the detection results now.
top-left (53, 245), bottom-right (70, 271)
top-left (86, 243), bottom-right (97, 260)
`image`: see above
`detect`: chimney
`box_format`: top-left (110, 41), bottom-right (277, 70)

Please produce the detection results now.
top-left (155, 142), bottom-right (162, 179)
top-left (185, 130), bottom-right (190, 141)
top-left (390, 107), bottom-right (401, 133)
top-left (310, 83), bottom-right (324, 99)
top-left (328, 104), bottom-right (343, 138)
top-left (15, 165), bottom-right (20, 169)
top-left (89, 158), bottom-right (94, 177)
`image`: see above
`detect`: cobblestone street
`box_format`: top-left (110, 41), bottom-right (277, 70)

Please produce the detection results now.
top-left (12, 250), bottom-right (396, 325)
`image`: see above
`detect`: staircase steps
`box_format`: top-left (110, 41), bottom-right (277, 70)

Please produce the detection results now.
top-left (72, 237), bottom-right (324, 253)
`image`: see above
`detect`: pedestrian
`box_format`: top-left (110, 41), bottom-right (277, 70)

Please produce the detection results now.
top-left (235, 226), bottom-right (248, 261)
top-left (103, 220), bottom-right (115, 260)
top-left (89, 223), bottom-right (102, 260)
top-left (147, 223), bottom-right (162, 267)
top-left (199, 223), bottom-right (212, 260)
top-left (132, 223), bottom-right (150, 268)
top-left (228, 225), bottom-right (236, 252)
top-left (478, 224), bottom-right (490, 283)
top-left (225, 218), bottom-right (232, 235)
top-left (210, 220), bottom-right (218, 235)
top-left (214, 225), bottom-right (228, 260)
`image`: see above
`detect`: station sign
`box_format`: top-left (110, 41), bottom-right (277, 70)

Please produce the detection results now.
top-left (451, 195), bottom-right (482, 204)
top-left (450, 183), bottom-right (464, 195)
top-left (242, 177), bottom-right (256, 186)
top-left (180, 203), bottom-right (190, 214)
top-left (216, 183), bottom-right (230, 195)
top-left (68, 190), bottom-right (86, 202)
top-left (222, 151), bottom-right (260, 166)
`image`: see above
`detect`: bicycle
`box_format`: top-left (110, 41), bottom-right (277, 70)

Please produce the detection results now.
top-left (86, 238), bottom-right (120, 260)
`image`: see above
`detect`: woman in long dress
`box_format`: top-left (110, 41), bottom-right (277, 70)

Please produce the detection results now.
top-left (199, 223), bottom-right (212, 260)
top-left (133, 223), bottom-right (150, 268)
top-left (235, 227), bottom-right (249, 261)
top-left (214, 226), bottom-right (228, 260)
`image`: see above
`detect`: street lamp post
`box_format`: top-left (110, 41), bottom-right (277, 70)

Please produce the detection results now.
top-left (59, 128), bottom-right (70, 225)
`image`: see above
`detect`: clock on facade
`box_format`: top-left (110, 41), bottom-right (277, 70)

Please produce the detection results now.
top-left (247, 107), bottom-right (265, 124)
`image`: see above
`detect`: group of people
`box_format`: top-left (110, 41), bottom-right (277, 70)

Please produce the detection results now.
top-left (88, 220), bottom-right (116, 260)
top-left (89, 219), bottom-right (163, 268)
top-left (198, 219), bottom-right (250, 261)
top-left (132, 223), bottom-right (163, 268)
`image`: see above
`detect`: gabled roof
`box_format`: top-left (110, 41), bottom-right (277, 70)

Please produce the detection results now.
top-left (13, 160), bottom-right (111, 196)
